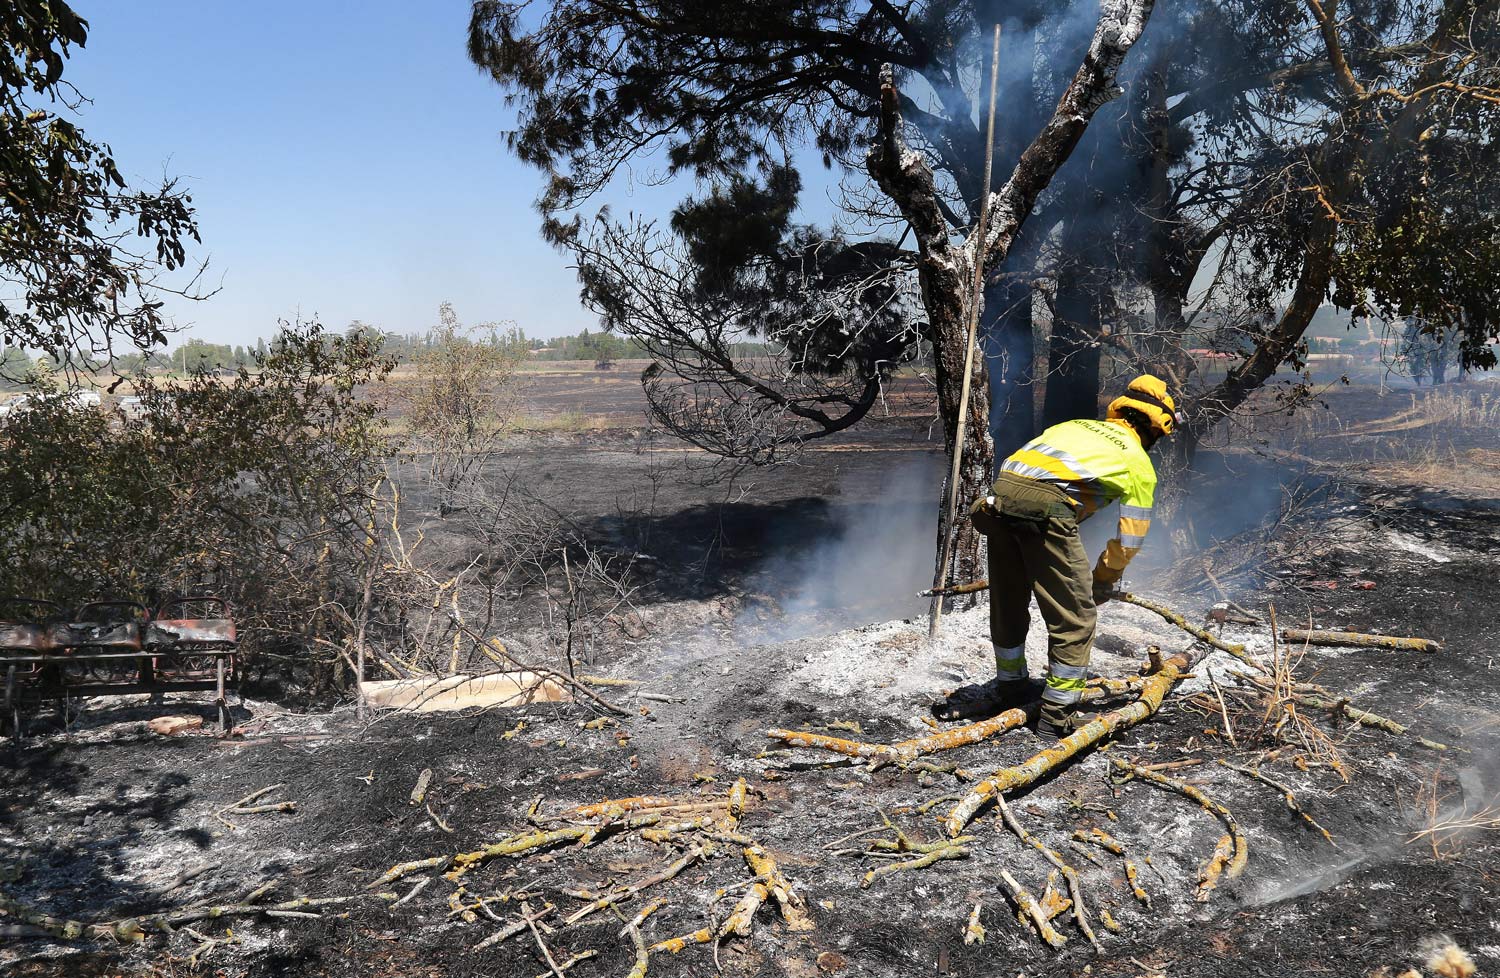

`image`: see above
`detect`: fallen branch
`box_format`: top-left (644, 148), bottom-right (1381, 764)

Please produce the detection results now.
top-left (222, 785), bottom-right (284, 810)
top-left (1110, 759), bottom-right (1248, 901)
top-left (545, 794), bottom-right (728, 823)
top-left (742, 844), bottom-right (813, 931)
top-left (1235, 672), bottom-right (1454, 751)
top-left (1282, 628), bottom-right (1439, 654)
top-left (1198, 833), bottom-right (1235, 900)
top-left (944, 660), bottom-right (1186, 837)
top-left (451, 825), bottom-right (606, 877)
top-left (995, 795), bottom-right (1101, 951)
top-left (0, 890), bottom-right (397, 943)
top-left (229, 802), bottom-right (298, 816)
top-left (371, 855), bottom-right (449, 888)
top-left (1072, 829), bottom-right (1149, 906)
top-left (214, 784), bottom-right (298, 828)
top-left (649, 927), bottom-right (715, 954)
top-left (523, 899), bottom-right (570, 978)
top-left (578, 674), bottom-right (640, 688)
top-left (1115, 593), bottom-right (1265, 672)
top-left (860, 845), bottom-right (968, 889)
top-left (410, 769), bottom-right (434, 805)
top-left (1217, 759), bottom-right (1335, 845)
top-left (625, 924), bottom-right (650, 978)
top-left (563, 846), bottom-right (705, 925)
top-left (964, 902), bottom-right (985, 944)
top-left (618, 899), bottom-right (665, 938)
top-left (450, 621), bottom-right (632, 716)
top-left (999, 869), bottom-right (1067, 948)
top-left (766, 680), bottom-right (1145, 765)
top-left (719, 883), bottom-right (770, 938)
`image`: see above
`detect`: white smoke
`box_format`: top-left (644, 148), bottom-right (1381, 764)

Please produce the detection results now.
top-left (737, 456), bottom-right (943, 644)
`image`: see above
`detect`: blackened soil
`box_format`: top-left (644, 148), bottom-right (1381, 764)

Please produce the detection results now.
top-left (5, 397), bottom-right (1500, 978)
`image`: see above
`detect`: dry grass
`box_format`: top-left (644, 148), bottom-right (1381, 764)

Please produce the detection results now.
top-left (510, 410), bottom-right (617, 434)
top-left (1406, 764), bottom-right (1500, 860)
top-left (1246, 608), bottom-right (1350, 779)
top-left (1411, 388), bottom-right (1500, 427)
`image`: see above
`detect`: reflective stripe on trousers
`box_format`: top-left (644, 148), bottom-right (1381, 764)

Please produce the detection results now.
top-left (993, 643), bottom-right (1026, 681)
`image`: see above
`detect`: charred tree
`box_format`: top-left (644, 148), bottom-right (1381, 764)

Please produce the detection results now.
top-left (986, 275), bottom-right (1036, 456)
top-left (470, 0), bottom-right (1158, 591)
top-left (867, 0), bottom-right (1158, 586)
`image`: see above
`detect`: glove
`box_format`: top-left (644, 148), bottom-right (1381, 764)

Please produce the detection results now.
top-left (1092, 579), bottom-right (1117, 605)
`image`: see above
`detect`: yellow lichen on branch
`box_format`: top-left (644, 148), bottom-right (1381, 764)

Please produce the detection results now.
top-left (1198, 833), bottom-right (1235, 901)
top-left (370, 855), bottom-right (451, 888)
top-left (860, 845), bottom-right (969, 889)
top-left (761, 728), bottom-right (903, 762)
top-left (449, 826), bottom-right (597, 876)
top-left (1282, 628), bottom-right (1439, 654)
top-left (945, 661), bottom-right (1185, 837)
top-left (1111, 759), bottom-right (1248, 899)
top-left (546, 794), bottom-right (727, 823)
top-left (766, 681), bottom-right (1144, 766)
top-left (720, 883), bottom-right (770, 938)
top-left (1116, 593), bottom-right (1264, 671)
top-left (726, 778), bottom-right (749, 826)
top-left (649, 928), bottom-right (714, 954)
top-left (964, 902), bottom-right (986, 945)
top-left (742, 844), bottom-right (814, 931)
top-left (999, 869), bottom-right (1067, 948)
top-left (997, 795), bottom-right (1101, 950)
top-left (625, 925), bottom-right (650, 978)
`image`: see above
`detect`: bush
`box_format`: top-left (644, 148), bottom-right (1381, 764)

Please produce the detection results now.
top-left (0, 322), bottom-right (394, 691)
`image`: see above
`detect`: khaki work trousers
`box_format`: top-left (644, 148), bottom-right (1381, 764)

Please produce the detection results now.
top-left (971, 472), bottom-right (1095, 704)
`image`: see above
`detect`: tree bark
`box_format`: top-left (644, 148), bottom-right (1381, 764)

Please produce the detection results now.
top-left (1043, 226), bottom-right (1109, 428)
top-left (1042, 277), bottom-right (1104, 427)
top-left (987, 274), bottom-right (1035, 458)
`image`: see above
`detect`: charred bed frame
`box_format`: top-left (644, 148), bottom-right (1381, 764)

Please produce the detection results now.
top-left (0, 597), bottom-right (238, 734)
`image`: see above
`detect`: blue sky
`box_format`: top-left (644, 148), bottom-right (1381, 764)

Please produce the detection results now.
top-left (62, 1), bottom-right (689, 346)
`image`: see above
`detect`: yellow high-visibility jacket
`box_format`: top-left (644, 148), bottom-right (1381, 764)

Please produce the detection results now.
top-left (998, 418), bottom-right (1157, 586)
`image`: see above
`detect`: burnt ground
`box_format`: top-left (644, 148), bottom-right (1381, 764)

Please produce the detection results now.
top-left (3, 383), bottom-right (1500, 977)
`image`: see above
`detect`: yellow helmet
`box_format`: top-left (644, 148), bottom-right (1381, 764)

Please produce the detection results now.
top-left (1106, 374), bottom-right (1181, 437)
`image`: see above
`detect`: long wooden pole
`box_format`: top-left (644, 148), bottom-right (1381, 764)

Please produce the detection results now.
top-left (929, 22), bottom-right (1003, 638)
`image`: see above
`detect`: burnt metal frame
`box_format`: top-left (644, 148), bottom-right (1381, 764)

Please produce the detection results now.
top-left (0, 596), bottom-right (238, 735)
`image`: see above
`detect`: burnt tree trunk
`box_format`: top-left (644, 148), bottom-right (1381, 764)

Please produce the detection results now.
top-left (1043, 272), bottom-right (1106, 427)
top-left (988, 274), bottom-right (1035, 457)
top-left (1043, 220), bottom-right (1111, 428)
top-left (868, 0), bottom-right (1157, 597)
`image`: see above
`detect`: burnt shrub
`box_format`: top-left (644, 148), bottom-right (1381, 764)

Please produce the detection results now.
top-left (0, 322), bottom-right (394, 693)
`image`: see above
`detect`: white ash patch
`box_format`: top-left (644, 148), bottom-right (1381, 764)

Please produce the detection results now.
top-left (1177, 650), bottom-right (1254, 696)
top-left (776, 597), bottom-right (1188, 717)
top-left (1385, 529), bottom-right (1454, 563)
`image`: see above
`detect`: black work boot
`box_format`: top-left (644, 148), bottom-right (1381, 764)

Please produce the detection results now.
top-left (932, 677), bottom-right (1042, 722)
top-left (1035, 701), bottom-right (1078, 741)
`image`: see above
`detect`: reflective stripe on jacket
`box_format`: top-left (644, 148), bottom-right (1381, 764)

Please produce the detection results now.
top-left (998, 418), bottom-right (1157, 585)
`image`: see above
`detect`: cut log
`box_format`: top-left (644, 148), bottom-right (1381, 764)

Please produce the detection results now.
top-left (148, 716), bottom-right (204, 736)
top-left (361, 672), bottom-right (570, 713)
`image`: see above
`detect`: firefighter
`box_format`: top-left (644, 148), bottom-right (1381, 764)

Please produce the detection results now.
top-left (933, 375), bottom-right (1180, 739)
